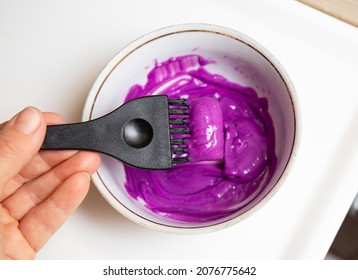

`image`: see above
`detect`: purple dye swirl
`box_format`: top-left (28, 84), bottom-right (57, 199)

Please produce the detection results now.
top-left (123, 55), bottom-right (276, 223)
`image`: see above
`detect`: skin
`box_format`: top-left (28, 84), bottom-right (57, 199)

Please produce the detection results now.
top-left (0, 107), bottom-right (101, 259)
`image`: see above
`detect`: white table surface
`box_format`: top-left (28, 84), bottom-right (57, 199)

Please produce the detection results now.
top-left (1, 0), bottom-right (357, 260)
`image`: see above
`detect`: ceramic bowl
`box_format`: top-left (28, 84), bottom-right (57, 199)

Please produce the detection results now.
top-left (82, 24), bottom-right (300, 233)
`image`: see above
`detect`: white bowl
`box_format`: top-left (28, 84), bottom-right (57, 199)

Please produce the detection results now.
top-left (82, 24), bottom-right (300, 234)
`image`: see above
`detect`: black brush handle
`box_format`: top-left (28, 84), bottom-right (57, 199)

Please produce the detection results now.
top-left (41, 119), bottom-right (106, 153)
top-left (42, 117), bottom-right (154, 153)
top-left (41, 95), bottom-right (173, 169)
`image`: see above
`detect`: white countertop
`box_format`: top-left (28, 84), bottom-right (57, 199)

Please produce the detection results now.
top-left (1, 0), bottom-right (357, 259)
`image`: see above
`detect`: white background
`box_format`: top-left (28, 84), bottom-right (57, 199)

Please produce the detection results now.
top-left (0, 0), bottom-right (357, 259)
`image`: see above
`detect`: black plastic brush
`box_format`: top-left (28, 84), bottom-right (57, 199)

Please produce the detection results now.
top-left (41, 95), bottom-right (190, 169)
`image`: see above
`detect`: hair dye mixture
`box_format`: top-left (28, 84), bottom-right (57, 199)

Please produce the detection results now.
top-left (123, 55), bottom-right (276, 223)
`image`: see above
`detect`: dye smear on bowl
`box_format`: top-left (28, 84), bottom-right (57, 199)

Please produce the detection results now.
top-left (123, 55), bottom-right (276, 223)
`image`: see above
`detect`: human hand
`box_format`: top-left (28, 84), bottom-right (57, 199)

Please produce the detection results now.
top-left (0, 107), bottom-right (101, 259)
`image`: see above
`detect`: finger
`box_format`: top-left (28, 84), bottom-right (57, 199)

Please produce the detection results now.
top-left (19, 171), bottom-right (91, 252)
top-left (16, 111), bottom-right (68, 183)
top-left (22, 112), bottom-right (73, 182)
top-left (43, 112), bottom-right (65, 125)
top-left (1, 150), bottom-right (79, 201)
top-left (3, 151), bottom-right (100, 220)
top-left (5, 111), bottom-right (85, 189)
top-left (0, 107), bottom-right (46, 187)
top-left (0, 111), bottom-right (77, 201)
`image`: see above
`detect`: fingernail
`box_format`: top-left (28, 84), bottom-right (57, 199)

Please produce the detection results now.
top-left (14, 107), bottom-right (41, 135)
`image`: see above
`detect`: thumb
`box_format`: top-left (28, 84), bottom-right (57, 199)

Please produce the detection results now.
top-left (0, 107), bottom-right (46, 187)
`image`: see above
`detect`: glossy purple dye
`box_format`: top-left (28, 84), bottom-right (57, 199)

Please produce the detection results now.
top-left (123, 55), bottom-right (276, 223)
top-left (186, 97), bottom-right (224, 162)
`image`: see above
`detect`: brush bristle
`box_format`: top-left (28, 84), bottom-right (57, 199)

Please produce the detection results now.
top-left (168, 98), bottom-right (190, 164)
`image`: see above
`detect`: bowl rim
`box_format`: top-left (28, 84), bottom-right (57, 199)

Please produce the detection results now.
top-left (82, 23), bottom-right (301, 234)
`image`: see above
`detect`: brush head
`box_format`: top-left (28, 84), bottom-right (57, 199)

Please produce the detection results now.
top-left (168, 96), bottom-right (225, 164)
top-left (168, 98), bottom-right (190, 164)
top-left (41, 95), bottom-right (226, 170)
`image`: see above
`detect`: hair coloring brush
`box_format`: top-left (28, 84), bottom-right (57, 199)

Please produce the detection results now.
top-left (41, 95), bottom-right (189, 169)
